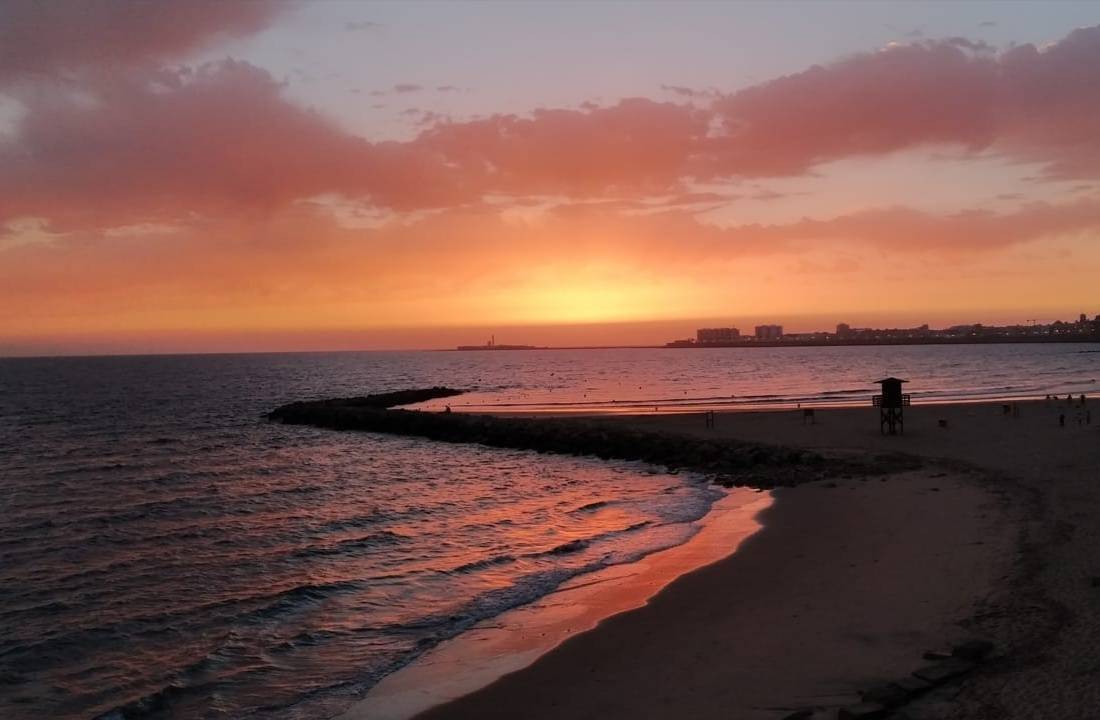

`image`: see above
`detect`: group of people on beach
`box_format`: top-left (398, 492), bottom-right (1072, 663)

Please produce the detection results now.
top-left (1044, 393), bottom-right (1088, 405)
top-left (1044, 393), bottom-right (1091, 426)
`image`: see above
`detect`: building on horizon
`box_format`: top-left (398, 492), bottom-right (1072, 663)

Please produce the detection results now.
top-left (836, 323), bottom-right (851, 338)
top-left (696, 327), bottom-right (741, 344)
top-left (754, 324), bottom-right (784, 341)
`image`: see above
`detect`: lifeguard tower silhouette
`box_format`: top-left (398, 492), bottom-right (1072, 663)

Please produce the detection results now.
top-left (873, 377), bottom-right (910, 435)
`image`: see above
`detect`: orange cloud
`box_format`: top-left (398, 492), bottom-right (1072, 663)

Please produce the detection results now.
top-left (749, 199), bottom-right (1100, 253)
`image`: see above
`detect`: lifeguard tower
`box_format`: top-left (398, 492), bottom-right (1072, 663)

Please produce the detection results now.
top-left (873, 377), bottom-right (910, 435)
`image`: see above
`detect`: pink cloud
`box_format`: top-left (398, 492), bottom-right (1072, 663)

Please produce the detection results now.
top-left (0, 61), bottom-right (469, 229)
top-left (415, 98), bottom-right (709, 198)
top-left (0, 0), bottom-right (283, 84)
top-left (995, 28), bottom-right (1100, 178)
top-left (705, 41), bottom-right (999, 176)
top-left (401, 26), bottom-right (1100, 198)
top-left (2, 15), bottom-right (1099, 233)
top-left (706, 28), bottom-right (1100, 179)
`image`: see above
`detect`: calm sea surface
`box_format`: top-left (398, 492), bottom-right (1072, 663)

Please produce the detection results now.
top-left (1, 344), bottom-right (1097, 718)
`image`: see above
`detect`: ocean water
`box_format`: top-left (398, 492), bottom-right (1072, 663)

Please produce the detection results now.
top-left (407, 343), bottom-right (1100, 412)
top-left (1, 344), bottom-right (1097, 719)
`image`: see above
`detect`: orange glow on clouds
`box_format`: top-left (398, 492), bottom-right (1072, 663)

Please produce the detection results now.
top-left (1, 4), bottom-right (1099, 355)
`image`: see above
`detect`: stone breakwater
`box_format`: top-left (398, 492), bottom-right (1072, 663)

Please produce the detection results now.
top-left (267, 388), bottom-right (919, 489)
top-left (272, 386), bottom-right (468, 411)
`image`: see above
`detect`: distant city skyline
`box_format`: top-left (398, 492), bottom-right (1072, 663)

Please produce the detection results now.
top-left (673, 311), bottom-right (1099, 348)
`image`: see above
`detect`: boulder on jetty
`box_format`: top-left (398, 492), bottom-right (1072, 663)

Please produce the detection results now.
top-left (267, 388), bottom-right (898, 489)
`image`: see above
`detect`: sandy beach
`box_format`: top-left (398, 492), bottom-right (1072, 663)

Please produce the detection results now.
top-left (394, 398), bottom-right (1097, 719)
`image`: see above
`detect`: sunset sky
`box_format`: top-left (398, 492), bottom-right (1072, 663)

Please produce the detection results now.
top-left (2, 0), bottom-right (1099, 356)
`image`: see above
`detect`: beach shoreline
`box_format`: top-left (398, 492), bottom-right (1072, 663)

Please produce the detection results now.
top-left (319, 398), bottom-right (1100, 719)
top-left (411, 463), bottom-right (1016, 720)
top-left (338, 488), bottom-right (772, 720)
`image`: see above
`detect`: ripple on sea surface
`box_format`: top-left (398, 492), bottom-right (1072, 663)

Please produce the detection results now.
top-left (0, 400), bottom-right (718, 719)
top-left (1, 344), bottom-right (1096, 718)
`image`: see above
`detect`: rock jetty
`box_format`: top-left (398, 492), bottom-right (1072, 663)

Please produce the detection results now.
top-left (267, 388), bottom-right (916, 488)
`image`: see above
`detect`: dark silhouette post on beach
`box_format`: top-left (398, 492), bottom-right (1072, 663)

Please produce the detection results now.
top-left (874, 377), bottom-right (910, 435)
